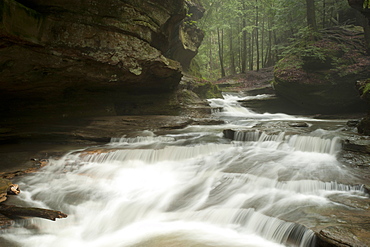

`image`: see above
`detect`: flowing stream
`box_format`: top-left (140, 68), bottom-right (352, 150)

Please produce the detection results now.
top-left (1, 94), bottom-right (368, 247)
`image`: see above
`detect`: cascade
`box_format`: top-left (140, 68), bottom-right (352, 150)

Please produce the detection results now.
top-left (229, 130), bottom-right (341, 155)
top-left (1, 93), bottom-right (368, 247)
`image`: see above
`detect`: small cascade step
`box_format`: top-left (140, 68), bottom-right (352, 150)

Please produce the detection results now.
top-left (223, 129), bottom-right (341, 154)
top-left (181, 207), bottom-right (317, 247)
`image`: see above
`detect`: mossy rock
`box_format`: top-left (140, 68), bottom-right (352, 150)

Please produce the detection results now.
top-left (273, 27), bottom-right (370, 113)
top-left (358, 116), bottom-right (370, 135)
top-left (192, 82), bottom-right (222, 99)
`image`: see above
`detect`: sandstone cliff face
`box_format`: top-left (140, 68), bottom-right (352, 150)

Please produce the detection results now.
top-left (0, 0), bottom-right (204, 119)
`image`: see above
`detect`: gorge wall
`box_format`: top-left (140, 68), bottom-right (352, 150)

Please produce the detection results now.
top-left (0, 0), bottom-right (204, 120)
top-left (348, 0), bottom-right (370, 135)
top-left (273, 26), bottom-right (370, 115)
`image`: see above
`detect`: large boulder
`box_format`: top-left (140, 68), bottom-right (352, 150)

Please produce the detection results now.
top-left (273, 26), bottom-right (370, 114)
top-left (0, 0), bottom-right (204, 119)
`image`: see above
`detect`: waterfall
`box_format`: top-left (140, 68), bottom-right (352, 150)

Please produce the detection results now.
top-left (226, 130), bottom-right (341, 155)
top-left (287, 135), bottom-right (341, 154)
top-left (1, 93), bottom-right (367, 247)
top-left (80, 143), bottom-right (232, 164)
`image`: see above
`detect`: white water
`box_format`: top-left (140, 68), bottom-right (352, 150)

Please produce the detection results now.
top-left (1, 94), bottom-right (367, 247)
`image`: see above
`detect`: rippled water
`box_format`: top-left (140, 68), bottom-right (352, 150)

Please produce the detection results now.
top-left (1, 94), bottom-right (367, 247)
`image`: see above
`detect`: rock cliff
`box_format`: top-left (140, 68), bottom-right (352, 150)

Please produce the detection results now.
top-left (348, 0), bottom-right (370, 135)
top-left (273, 26), bottom-right (370, 114)
top-left (0, 0), bottom-right (204, 119)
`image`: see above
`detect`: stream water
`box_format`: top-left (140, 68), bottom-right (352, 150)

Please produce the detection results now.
top-left (1, 94), bottom-right (368, 247)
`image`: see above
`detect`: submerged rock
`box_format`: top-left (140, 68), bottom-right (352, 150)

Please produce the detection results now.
top-left (289, 122), bottom-right (309, 128)
top-left (273, 26), bottom-right (370, 114)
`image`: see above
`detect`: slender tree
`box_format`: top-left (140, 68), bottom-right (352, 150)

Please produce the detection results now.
top-left (255, 0), bottom-right (260, 71)
top-left (306, 0), bottom-right (318, 31)
top-left (193, 0), bottom-right (351, 79)
top-left (217, 27), bottom-right (226, 77)
top-left (229, 27), bottom-right (237, 74)
top-left (241, 0), bottom-right (248, 73)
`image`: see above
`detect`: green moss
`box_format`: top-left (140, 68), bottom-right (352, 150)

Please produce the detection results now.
top-left (177, 89), bottom-right (200, 105)
top-left (192, 82), bottom-right (222, 99)
top-left (364, 82), bottom-right (370, 95)
top-left (275, 55), bottom-right (302, 72)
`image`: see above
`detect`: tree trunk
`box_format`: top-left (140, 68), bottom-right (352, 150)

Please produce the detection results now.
top-left (322, 0), bottom-right (326, 28)
top-left (209, 35), bottom-right (213, 78)
top-left (241, 1), bottom-right (248, 73)
top-left (255, 0), bottom-right (260, 71)
top-left (217, 27), bottom-right (226, 77)
top-left (264, 15), bottom-right (273, 67)
top-left (273, 30), bottom-right (279, 62)
top-left (249, 32), bottom-right (254, 71)
top-left (261, 14), bottom-right (265, 68)
top-left (229, 27), bottom-right (236, 75)
top-left (306, 0), bottom-right (318, 31)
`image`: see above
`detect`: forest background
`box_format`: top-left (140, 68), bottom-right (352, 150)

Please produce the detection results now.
top-left (192, 0), bottom-right (368, 80)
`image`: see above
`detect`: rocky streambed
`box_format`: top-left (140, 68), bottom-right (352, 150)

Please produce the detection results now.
top-left (0, 90), bottom-right (370, 247)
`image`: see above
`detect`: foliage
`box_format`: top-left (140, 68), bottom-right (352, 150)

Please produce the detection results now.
top-left (194, 0), bottom-right (354, 81)
top-left (364, 0), bottom-right (370, 9)
top-left (363, 80), bottom-right (370, 95)
top-left (280, 27), bottom-right (327, 62)
top-left (184, 13), bottom-right (198, 26)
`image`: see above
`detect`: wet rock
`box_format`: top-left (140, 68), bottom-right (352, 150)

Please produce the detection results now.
top-left (0, 179), bottom-right (19, 202)
top-left (358, 115), bottom-right (370, 136)
top-left (192, 119), bottom-right (225, 126)
top-left (246, 85), bottom-right (275, 96)
top-left (223, 129), bottom-right (236, 140)
top-left (311, 196), bottom-right (370, 247)
top-left (0, 213), bottom-right (14, 229)
top-left (346, 120), bottom-right (361, 127)
top-left (339, 151), bottom-right (370, 168)
top-left (365, 185), bottom-right (370, 194)
top-left (342, 138), bottom-right (370, 154)
top-left (289, 122), bottom-right (309, 128)
top-left (318, 225), bottom-right (369, 247)
top-left (160, 119), bottom-right (194, 130)
top-left (239, 95), bottom-right (314, 115)
top-left (179, 74), bottom-right (222, 100)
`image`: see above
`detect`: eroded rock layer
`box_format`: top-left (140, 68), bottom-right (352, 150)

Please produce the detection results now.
top-left (0, 0), bottom-right (204, 119)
